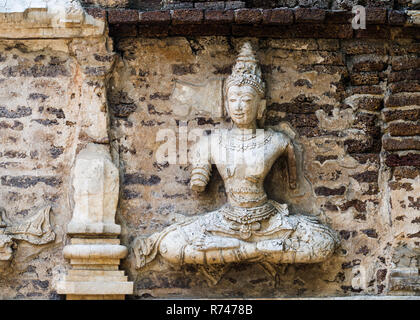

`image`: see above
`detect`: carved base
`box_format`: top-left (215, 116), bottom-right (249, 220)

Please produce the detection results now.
top-left (57, 238), bottom-right (133, 300)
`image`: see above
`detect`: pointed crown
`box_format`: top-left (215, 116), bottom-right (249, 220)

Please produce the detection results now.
top-left (225, 42), bottom-right (265, 97)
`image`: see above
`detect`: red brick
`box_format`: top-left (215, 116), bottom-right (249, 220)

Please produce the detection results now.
top-left (383, 108), bottom-right (420, 122)
top-left (366, 7), bottom-right (387, 24)
top-left (109, 24), bottom-right (137, 37)
top-left (388, 10), bottom-right (407, 25)
top-left (204, 10), bottom-right (234, 24)
top-left (385, 95), bottom-right (420, 108)
top-left (385, 153), bottom-right (420, 167)
top-left (294, 8), bottom-right (325, 23)
top-left (383, 136), bottom-right (420, 151)
top-left (389, 122), bottom-right (420, 137)
top-left (354, 96), bottom-right (383, 111)
top-left (85, 7), bottom-right (106, 21)
top-left (353, 60), bottom-right (386, 72)
top-left (172, 9), bottom-right (203, 25)
top-left (342, 40), bottom-right (386, 55)
top-left (351, 73), bottom-right (380, 86)
top-left (231, 24), bottom-right (352, 39)
top-left (355, 25), bottom-right (391, 39)
top-left (262, 8), bottom-right (293, 25)
top-left (392, 57), bottom-right (420, 71)
top-left (234, 9), bottom-right (262, 25)
top-left (169, 24), bottom-right (231, 36)
top-left (389, 69), bottom-right (420, 83)
top-left (138, 25), bottom-right (169, 37)
top-left (139, 11), bottom-right (171, 24)
top-left (350, 86), bottom-right (384, 95)
top-left (389, 81), bottom-right (420, 94)
top-left (108, 9), bottom-right (139, 24)
top-left (325, 10), bottom-right (352, 24)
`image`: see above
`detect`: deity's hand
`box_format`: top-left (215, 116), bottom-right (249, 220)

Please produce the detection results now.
top-left (289, 181), bottom-right (297, 190)
top-left (191, 180), bottom-right (206, 193)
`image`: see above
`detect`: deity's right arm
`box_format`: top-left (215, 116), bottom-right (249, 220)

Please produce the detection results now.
top-left (189, 135), bottom-right (212, 193)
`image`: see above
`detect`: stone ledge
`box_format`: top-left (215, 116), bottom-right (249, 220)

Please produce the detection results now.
top-left (105, 8), bottom-right (420, 38)
top-left (0, 0), bottom-right (105, 39)
top-left (107, 8), bottom-right (413, 26)
top-left (56, 280), bottom-right (133, 295)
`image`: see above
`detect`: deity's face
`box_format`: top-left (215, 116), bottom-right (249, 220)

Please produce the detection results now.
top-left (226, 85), bottom-right (260, 128)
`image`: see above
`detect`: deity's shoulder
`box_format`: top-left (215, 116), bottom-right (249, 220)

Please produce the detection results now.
top-left (266, 128), bottom-right (292, 151)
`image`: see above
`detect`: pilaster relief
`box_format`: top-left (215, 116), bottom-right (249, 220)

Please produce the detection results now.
top-left (57, 143), bottom-right (133, 299)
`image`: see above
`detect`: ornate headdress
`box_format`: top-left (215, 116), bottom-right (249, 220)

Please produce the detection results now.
top-left (225, 42), bottom-right (265, 97)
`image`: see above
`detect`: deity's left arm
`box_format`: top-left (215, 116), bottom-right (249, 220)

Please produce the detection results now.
top-left (189, 136), bottom-right (212, 193)
top-left (285, 139), bottom-right (297, 190)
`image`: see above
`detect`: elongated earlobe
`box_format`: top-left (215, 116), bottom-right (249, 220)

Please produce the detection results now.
top-left (257, 99), bottom-right (266, 120)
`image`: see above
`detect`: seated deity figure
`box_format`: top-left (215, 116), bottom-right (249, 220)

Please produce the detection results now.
top-left (134, 43), bottom-right (339, 280)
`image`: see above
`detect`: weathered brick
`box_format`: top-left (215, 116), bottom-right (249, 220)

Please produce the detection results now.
top-left (109, 23), bottom-right (137, 37)
top-left (351, 153), bottom-right (380, 164)
top-left (138, 25), bottom-right (169, 37)
top-left (350, 86), bottom-right (384, 95)
top-left (233, 24), bottom-right (352, 39)
top-left (340, 200), bottom-right (367, 213)
top-left (342, 40), bottom-right (386, 55)
top-left (389, 122), bottom-right (420, 137)
top-left (389, 80), bottom-right (420, 94)
top-left (393, 27), bottom-right (420, 40)
top-left (385, 95), bottom-right (420, 108)
top-left (108, 9), bottom-right (139, 24)
top-left (123, 173), bottom-right (161, 186)
top-left (383, 136), bottom-right (420, 151)
top-left (366, 7), bottom-right (387, 24)
top-left (225, 1), bottom-right (245, 10)
top-left (234, 9), bottom-right (262, 25)
top-left (393, 167), bottom-right (420, 180)
top-left (355, 25), bottom-right (390, 39)
top-left (353, 60), bottom-right (386, 72)
top-left (354, 96), bottom-right (383, 111)
top-left (325, 10), bottom-right (352, 24)
top-left (172, 9), bottom-right (203, 24)
top-left (139, 11), bottom-right (171, 24)
top-left (85, 7), bottom-right (107, 20)
top-left (388, 10), bottom-right (407, 25)
top-left (351, 73), bottom-right (380, 86)
top-left (315, 186), bottom-right (346, 196)
top-left (194, 1), bottom-right (224, 10)
top-left (169, 24), bottom-right (230, 36)
top-left (294, 8), bottom-right (325, 23)
top-left (0, 106), bottom-right (32, 118)
top-left (1, 176), bottom-right (61, 188)
top-left (204, 10), bottom-right (234, 24)
top-left (262, 8), bottom-right (293, 25)
top-left (350, 171), bottom-right (378, 183)
top-left (386, 153), bottom-right (420, 167)
top-left (390, 43), bottom-right (420, 55)
top-left (344, 138), bottom-right (375, 153)
top-left (388, 69), bottom-right (420, 83)
top-left (383, 108), bottom-right (420, 122)
top-left (391, 56), bottom-right (420, 71)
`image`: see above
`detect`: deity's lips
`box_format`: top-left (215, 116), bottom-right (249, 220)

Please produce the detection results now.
top-left (232, 113), bottom-right (245, 118)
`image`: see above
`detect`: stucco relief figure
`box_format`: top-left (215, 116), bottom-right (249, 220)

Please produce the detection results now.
top-left (134, 42), bottom-right (339, 283)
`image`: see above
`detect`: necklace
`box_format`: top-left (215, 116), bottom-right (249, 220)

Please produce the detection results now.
top-left (218, 129), bottom-right (273, 152)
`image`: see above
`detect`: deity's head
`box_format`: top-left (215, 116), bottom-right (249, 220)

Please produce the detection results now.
top-left (225, 42), bottom-right (266, 128)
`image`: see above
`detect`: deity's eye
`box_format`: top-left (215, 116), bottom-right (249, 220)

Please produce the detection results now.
top-left (229, 98), bottom-right (237, 102)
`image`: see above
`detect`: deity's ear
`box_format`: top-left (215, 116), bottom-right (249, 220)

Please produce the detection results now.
top-left (257, 99), bottom-right (266, 120)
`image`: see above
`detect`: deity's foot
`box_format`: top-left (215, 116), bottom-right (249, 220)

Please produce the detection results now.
top-left (192, 233), bottom-right (240, 251)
